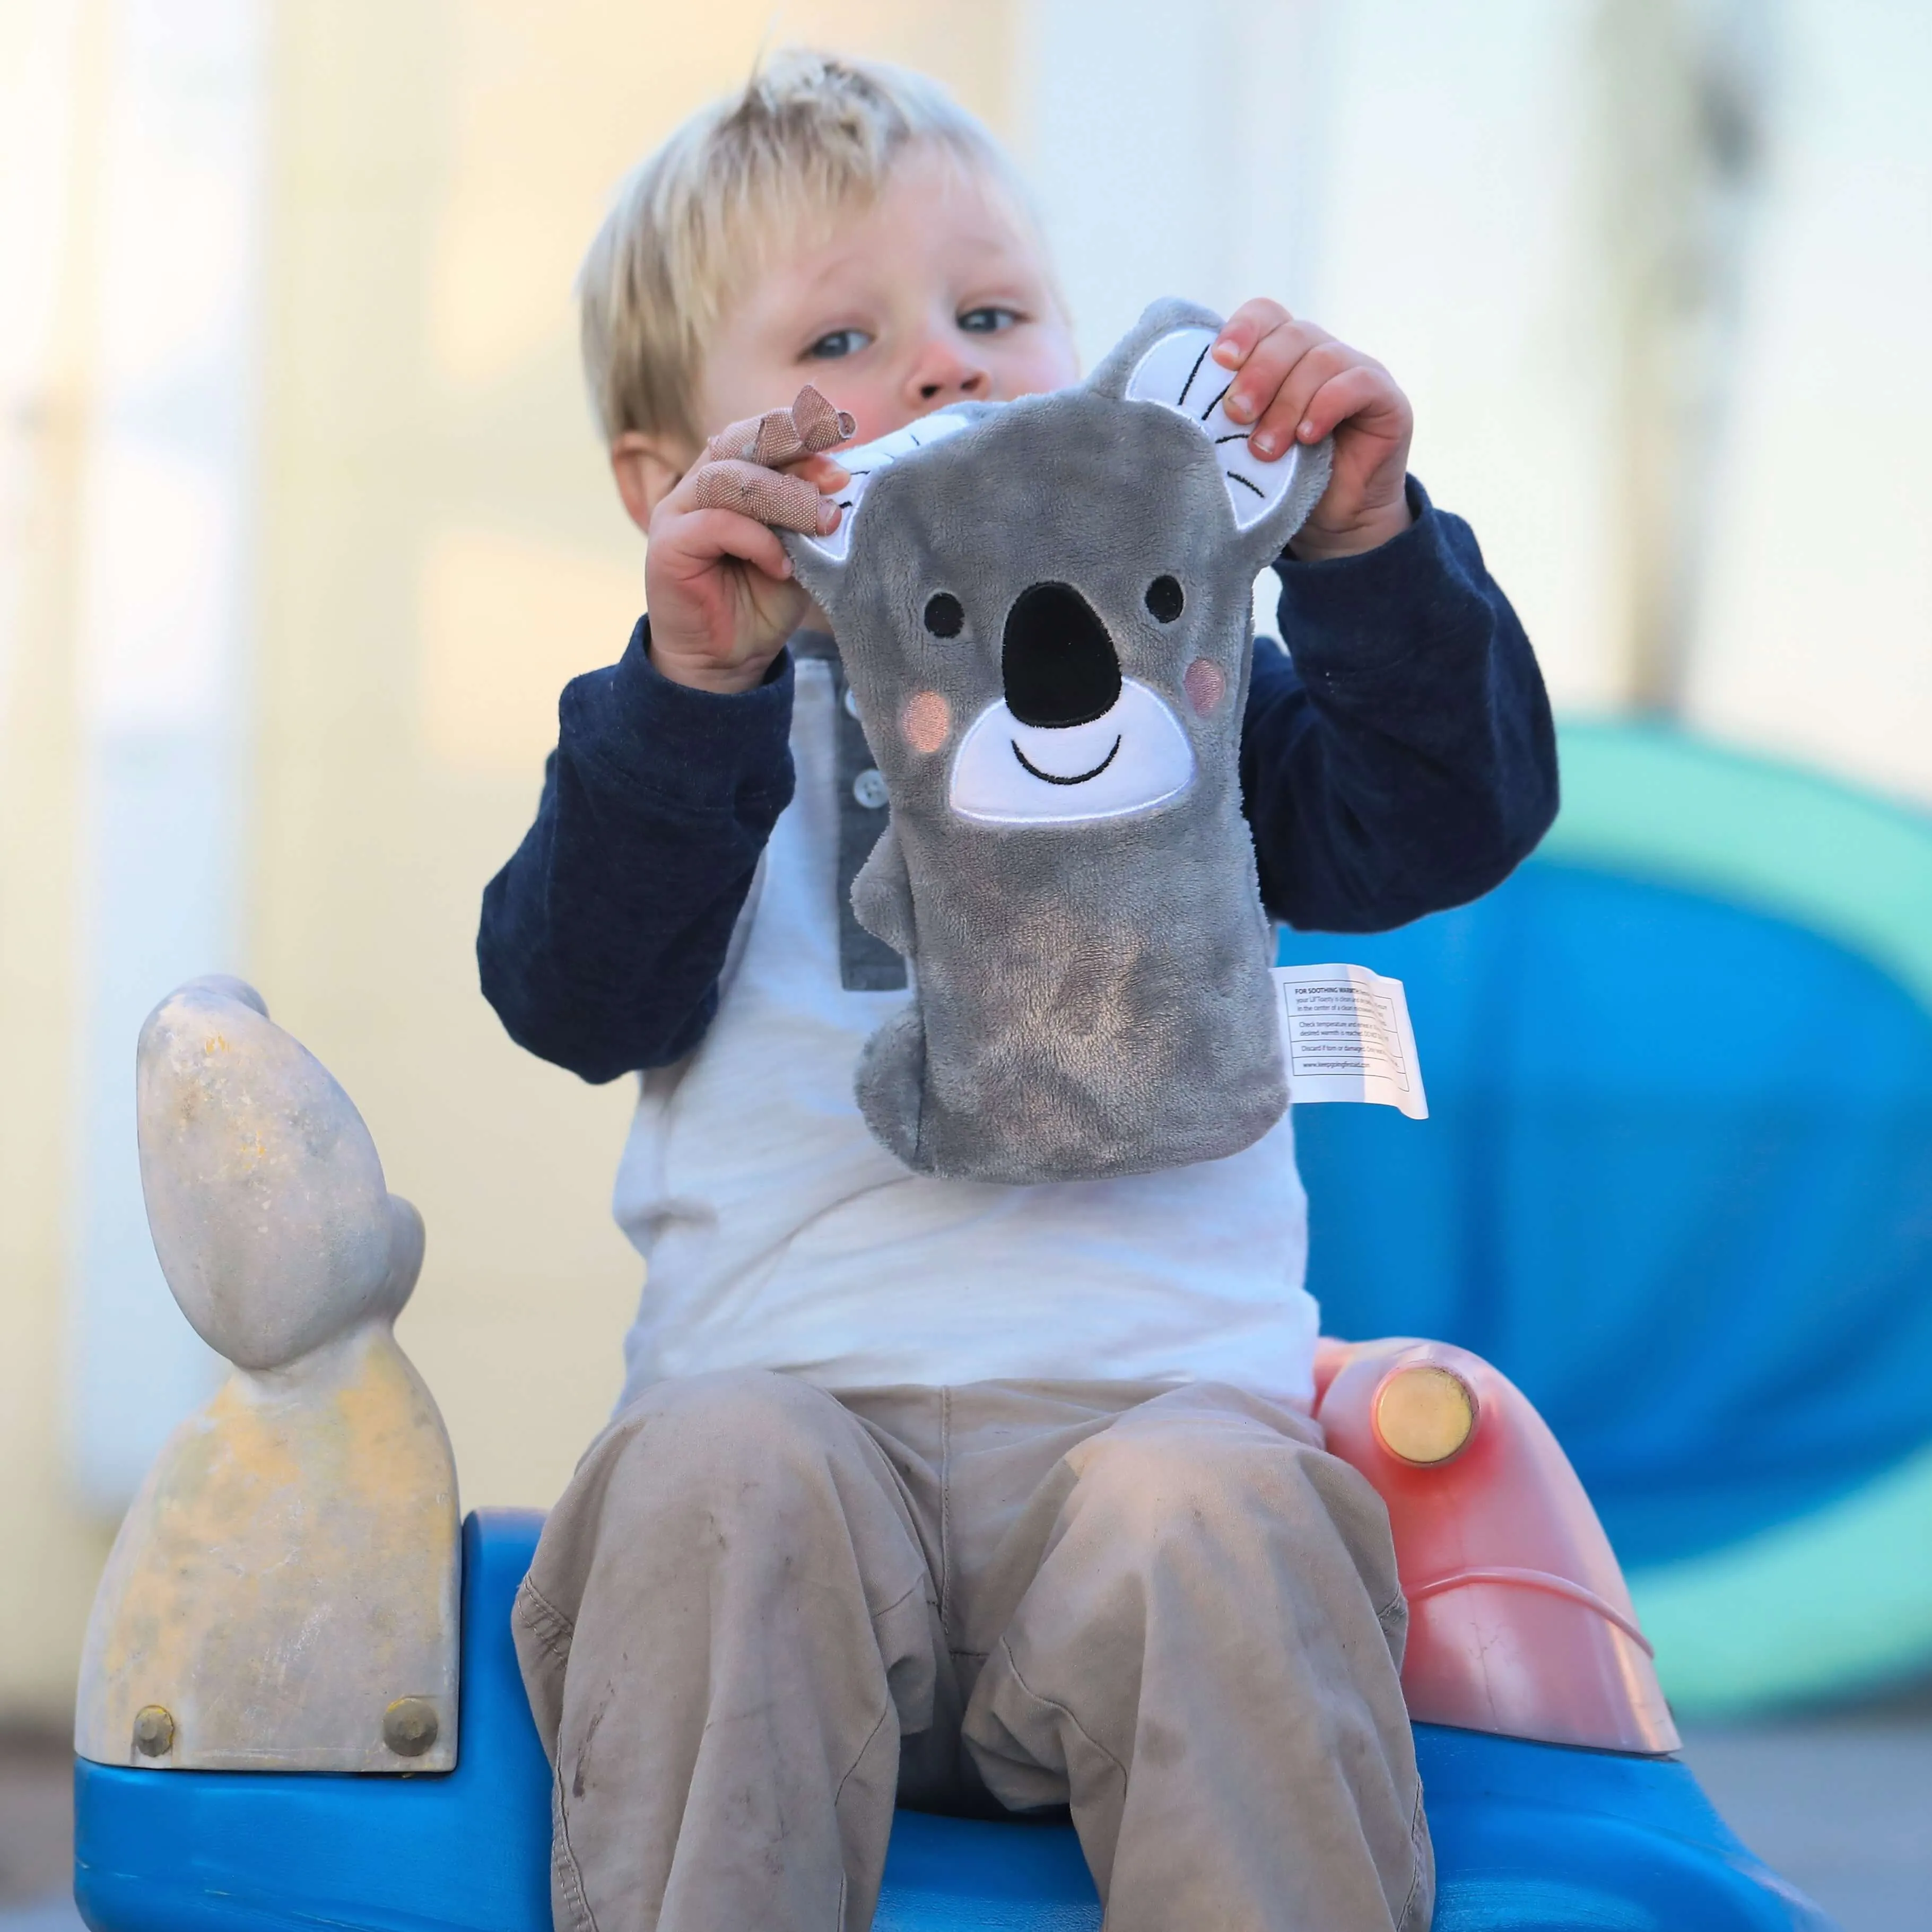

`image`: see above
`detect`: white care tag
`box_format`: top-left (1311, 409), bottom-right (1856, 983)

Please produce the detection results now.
top-left (1272, 963), bottom-right (1428, 1119)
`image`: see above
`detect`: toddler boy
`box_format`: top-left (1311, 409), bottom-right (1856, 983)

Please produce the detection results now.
top-left (481, 50), bottom-right (1556, 1932)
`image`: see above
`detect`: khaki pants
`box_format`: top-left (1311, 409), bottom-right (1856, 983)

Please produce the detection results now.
top-left (514, 1372), bottom-right (1432, 1932)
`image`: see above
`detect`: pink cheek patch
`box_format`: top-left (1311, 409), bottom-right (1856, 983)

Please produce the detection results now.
top-left (1183, 658), bottom-right (1227, 716)
top-left (902, 691), bottom-right (952, 754)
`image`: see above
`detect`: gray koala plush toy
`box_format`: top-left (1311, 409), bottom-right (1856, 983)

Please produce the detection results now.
top-left (782, 299), bottom-right (1333, 1185)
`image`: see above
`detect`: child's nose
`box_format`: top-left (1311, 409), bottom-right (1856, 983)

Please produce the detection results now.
top-left (906, 341), bottom-right (988, 405)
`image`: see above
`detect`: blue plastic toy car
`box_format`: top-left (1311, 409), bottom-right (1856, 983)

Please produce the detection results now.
top-left (76, 1510), bottom-right (1832, 1932)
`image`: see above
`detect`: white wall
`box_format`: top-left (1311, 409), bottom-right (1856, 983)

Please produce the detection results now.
top-left (1689, 0), bottom-right (1932, 805)
top-left (1020, 0), bottom-right (1623, 709)
top-left (0, 4), bottom-right (82, 729)
top-left (1019, 0), bottom-right (1932, 806)
top-left (64, 0), bottom-right (268, 1508)
top-left (1016, 0), bottom-right (1328, 359)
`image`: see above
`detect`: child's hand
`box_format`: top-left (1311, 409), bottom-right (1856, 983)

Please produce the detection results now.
top-left (1211, 300), bottom-right (1414, 562)
top-left (646, 387), bottom-right (854, 695)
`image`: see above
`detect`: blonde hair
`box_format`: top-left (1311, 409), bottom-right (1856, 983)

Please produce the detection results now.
top-left (578, 49), bottom-right (1043, 450)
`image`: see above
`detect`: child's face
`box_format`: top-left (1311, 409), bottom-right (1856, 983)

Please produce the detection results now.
top-left (694, 143), bottom-right (1080, 451)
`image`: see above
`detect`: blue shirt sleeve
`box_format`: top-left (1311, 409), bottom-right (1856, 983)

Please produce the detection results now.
top-left (1243, 476), bottom-right (1557, 932)
top-left (476, 617), bottom-right (796, 1083)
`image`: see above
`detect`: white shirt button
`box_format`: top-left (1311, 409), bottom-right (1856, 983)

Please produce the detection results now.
top-left (852, 768), bottom-right (889, 810)
top-left (842, 686), bottom-right (861, 720)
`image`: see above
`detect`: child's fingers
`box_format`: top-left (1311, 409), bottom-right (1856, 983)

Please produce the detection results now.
top-left (1292, 364), bottom-right (1408, 447)
top-left (701, 386), bottom-right (855, 473)
top-left (666, 507), bottom-right (802, 584)
top-left (788, 384), bottom-right (856, 455)
top-left (1211, 297), bottom-right (1292, 371)
top-left (1222, 319), bottom-right (1333, 431)
top-left (690, 459), bottom-right (842, 536)
top-left (789, 451), bottom-right (852, 492)
top-left (701, 410), bottom-right (786, 468)
top-left (1247, 338), bottom-right (1359, 456)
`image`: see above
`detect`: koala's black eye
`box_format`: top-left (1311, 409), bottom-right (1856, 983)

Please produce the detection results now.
top-left (923, 592), bottom-right (964, 638)
top-left (1145, 575), bottom-right (1185, 623)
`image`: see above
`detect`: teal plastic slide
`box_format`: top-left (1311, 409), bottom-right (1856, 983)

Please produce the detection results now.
top-left (1286, 721), bottom-right (1932, 1716)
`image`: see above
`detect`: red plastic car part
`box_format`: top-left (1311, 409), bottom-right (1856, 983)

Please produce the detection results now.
top-left (1316, 1337), bottom-right (1679, 1756)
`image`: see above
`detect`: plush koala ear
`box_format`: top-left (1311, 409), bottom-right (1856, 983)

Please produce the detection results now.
top-left (781, 406), bottom-right (989, 613)
top-left (1090, 297), bottom-right (1334, 567)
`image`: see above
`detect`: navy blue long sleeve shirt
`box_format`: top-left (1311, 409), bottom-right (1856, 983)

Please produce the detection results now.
top-left (479, 479), bottom-right (1558, 1084)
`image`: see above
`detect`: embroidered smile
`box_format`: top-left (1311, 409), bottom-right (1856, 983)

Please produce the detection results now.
top-left (951, 681), bottom-right (1193, 824)
top-left (1011, 736), bottom-right (1122, 786)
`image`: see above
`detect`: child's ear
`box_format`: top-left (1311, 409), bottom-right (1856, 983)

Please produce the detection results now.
top-left (610, 432), bottom-right (692, 535)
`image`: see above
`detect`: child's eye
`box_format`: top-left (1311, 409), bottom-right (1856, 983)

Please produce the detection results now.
top-left (958, 306), bottom-right (1020, 336)
top-left (805, 328), bottom-right (872, 361)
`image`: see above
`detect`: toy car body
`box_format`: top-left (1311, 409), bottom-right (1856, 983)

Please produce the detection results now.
top-left (71, 981), bottom-right (1834, 1931)
top-left (75, 1503), bottom-right (1828, 1932)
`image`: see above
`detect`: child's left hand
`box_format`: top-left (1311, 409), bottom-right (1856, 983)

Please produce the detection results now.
top-left (1211, 299), bottom-right (1414, 563)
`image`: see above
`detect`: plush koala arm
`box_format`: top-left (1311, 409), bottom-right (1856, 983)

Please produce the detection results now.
top-left (851, 822), bottom-right (917, 960)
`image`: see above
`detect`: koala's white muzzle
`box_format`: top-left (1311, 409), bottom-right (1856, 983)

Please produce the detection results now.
top-left (949, 680), bottom-right (1196, 824)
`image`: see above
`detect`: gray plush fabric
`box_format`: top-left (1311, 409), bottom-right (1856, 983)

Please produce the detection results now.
top-left (784, 299), bottom-right (1333, 1184)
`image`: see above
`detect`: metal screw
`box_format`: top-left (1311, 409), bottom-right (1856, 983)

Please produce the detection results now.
top-left (382, 1697), bottom-right (440, 1757)
top-left (132, 1705), bottom-right (175, 1757)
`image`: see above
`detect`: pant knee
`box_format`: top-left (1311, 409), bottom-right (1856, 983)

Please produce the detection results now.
top-left (590, 1369), bottom-right (868, 1524)
top-left (1066, 1404), bottom-right (1397, 1598)
top-left (527, 1373), bottom-right (860, 1608)
top-left (615, 1366), bottom-right (847, 1454)
top-left (1065, 1404), bottom-right (1291, 1530)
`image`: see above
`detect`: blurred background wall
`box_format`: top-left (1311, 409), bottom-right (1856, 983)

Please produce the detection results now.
top-left (1, 0), bottom-right (1926, 1725)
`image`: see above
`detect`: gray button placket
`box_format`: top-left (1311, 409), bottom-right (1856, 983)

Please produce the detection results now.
top-left (796, 634), bottom-right (907, 993)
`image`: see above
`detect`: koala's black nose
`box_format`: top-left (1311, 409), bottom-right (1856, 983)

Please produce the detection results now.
top-left (1002, 582), bottom-right (1122, 729)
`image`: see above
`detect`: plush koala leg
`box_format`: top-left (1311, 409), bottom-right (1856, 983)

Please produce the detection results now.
top-left (854, 1003), bottom-right (929, 1172)
top-left (851, 821), bottom-right (916, 959)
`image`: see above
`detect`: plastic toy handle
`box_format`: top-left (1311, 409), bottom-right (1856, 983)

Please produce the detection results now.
top-left (1317, 1337), bottom-right (1679, 1756)
top-left (1372, 1361), bottom-right (1479, 1466)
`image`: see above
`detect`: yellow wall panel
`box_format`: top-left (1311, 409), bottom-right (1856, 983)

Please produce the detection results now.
top-left (0, 0), bottom-right (118, 1726)
top-left (248, 1), bottom-right (1013, 1521)
top-left (418, 528), bottom-right (643, 775)
top-left (0, 0), bottom-right (1010, 1719)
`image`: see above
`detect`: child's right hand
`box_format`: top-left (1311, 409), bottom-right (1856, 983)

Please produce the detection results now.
top-left (645, 387), bottom-right (853, 695)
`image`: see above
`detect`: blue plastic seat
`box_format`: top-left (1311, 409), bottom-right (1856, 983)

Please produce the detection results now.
top-left (74, 1511), bottom-right (1830, 1932)
top-left (1286, 723), bottom-right (1932, 1715)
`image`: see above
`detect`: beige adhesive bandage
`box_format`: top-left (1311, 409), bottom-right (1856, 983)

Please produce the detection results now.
top-left (690, 385), bottom-right (856, 534)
